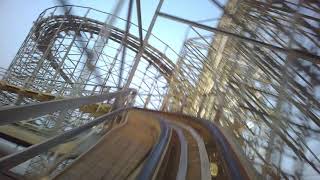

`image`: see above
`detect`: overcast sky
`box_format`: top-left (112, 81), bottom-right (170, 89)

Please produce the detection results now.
top-left (0, 0), bottom-right (224, 69)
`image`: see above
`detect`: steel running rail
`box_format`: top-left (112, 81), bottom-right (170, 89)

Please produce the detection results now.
top-left (195, 117), bottom-right (251, 180)
top-left (138, 108), bottom-right (256, 180)
top-left (170, 124), bottom-right (188, 180)
top-left (171, 121), bottom-right (211, 180)
top-left (136, 118), bottom-right (172, 180)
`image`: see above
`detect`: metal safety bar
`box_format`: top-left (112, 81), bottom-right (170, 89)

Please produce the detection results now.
top-left (0, 108), bottom-right (128, 170)
top-left (0, 89), bottom-right (136, 126)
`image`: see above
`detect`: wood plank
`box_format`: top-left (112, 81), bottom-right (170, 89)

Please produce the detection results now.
top-left (53, 110), bottom-right (160, 180)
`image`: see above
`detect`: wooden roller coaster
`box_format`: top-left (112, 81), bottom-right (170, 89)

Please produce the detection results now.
top-left (0, 0), bottom-right (319, 179)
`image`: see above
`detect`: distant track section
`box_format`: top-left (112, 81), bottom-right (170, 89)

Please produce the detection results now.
top-left (34, 15), bottom-right (174, 80)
